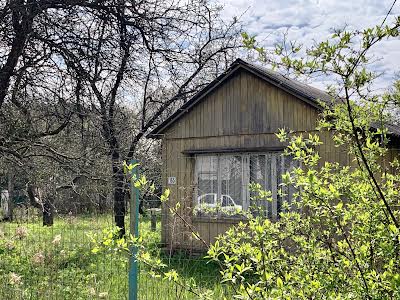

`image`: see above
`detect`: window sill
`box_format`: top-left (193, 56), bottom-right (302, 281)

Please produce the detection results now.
top-left (193, 215), bottom-right (247, 224)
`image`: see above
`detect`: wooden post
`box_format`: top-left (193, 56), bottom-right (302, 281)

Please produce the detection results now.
top-left (5, 167), bottom-right (14, 221)
top-left (151, 210), bottom-right (157, 232)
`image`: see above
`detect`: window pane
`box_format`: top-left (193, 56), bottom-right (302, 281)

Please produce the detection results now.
top-left (198, 193), bottom-right (215, 205)
top-left (220, 155), bottom-right (243, 208)
top-left (195, 156), bottom-right (218, 214)
top-left (249, 154), bottom-right (267, 216)
top-left (249, 153), bottom-right (297, 218)
top-left (194, 154), bottom-right (244, 216)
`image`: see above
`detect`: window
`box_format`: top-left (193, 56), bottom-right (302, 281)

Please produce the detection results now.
top-left (194, 153), bottom-right (297, 218)
top-left (195, 155), bottom-right (245, 216)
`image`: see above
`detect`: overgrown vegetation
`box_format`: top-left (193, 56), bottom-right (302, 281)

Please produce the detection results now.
top-left (1, 1), bottom-right (400, 299)
top-left (119, 13), bottom-right (400, 300)
top-left (206, 13), bottom-right (400, 300)
top-left (0, 214), bottom-right (230, 299)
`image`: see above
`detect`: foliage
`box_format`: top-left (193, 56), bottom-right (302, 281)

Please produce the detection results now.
top-left (206, 14), bottom-right (400, 300)
top-left (0, 217), bottom-right (126, 299)
top-left (0, 213), bottom-right (231, 299)
top-left (209, 130), bottom-right (400, 299)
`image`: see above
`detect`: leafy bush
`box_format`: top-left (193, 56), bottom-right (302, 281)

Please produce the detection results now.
top-left (207, 16), bottom-right (400, 300)
top-left (208, 131), bottom-right (400, 299)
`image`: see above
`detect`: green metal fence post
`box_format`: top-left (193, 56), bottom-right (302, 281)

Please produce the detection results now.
top-left (129, 159), bottom-right (139, 300)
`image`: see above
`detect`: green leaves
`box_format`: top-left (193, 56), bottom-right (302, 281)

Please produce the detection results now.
top-left (160, 188), bottom-right (170, 203)
top-left (276, 277), bottom-right (283, 289)
top-left (208, 113), bottom-right (400, 299)
top-left (133, 175), bottom-right (147, 188)
top-left (123, 161), bottom-right (139, 175)
top-left (389, 224), bottom-right (398, 234)
top-left (164, 269), bottom-right (179, 282)
top-left (241, 32), bottom-right (257, 49)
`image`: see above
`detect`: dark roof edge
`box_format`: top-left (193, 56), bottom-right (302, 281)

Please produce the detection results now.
top-left (147, 63), bottom-right (243, 138)
top-left (238, 61), bottom-right (324, 110)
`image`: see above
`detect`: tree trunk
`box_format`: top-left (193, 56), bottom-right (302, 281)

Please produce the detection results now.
top-left (113, 167), bottom-right (126, 236)
top-left (27, 184), bottom-right (41, 209)
top-left (27, 184), bottom-right (54, 226)
top-left (42, 196), bottom-right (54, 226)
top-left (102, 111), bottom-right (127, 235)
top-left (0, 2), bottom-right (34, 110)
top-left (3, 168), bottom-right (14, 221)
top-left (98, 193), bottom-right (107, 214)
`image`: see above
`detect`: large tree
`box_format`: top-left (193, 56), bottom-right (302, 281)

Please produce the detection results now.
top-left (0, 0), bottom-right (241, 232)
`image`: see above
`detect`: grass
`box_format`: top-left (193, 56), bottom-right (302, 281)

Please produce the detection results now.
top-left (0, 211), bottom-right (229, 299)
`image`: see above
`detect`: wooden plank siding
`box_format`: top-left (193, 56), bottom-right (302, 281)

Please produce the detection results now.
top-left (158, 69), bottom-right (399, 251)
top-left (165, 70), bottom-right (319, 139)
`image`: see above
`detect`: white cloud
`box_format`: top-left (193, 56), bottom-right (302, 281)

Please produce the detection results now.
top-left (221, 0), bottom-right (400, 91)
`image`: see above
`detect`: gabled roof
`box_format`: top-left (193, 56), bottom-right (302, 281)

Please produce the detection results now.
top-left (148, 58), bottom-right (400, 138)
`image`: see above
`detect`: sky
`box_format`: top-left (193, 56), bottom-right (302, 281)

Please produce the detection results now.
top-left (221, 0), bottom-right (400, 92)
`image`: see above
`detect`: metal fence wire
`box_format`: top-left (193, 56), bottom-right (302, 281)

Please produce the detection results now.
top-left (0, 206), bottom-right (128, 299)
top-left (135, 152), bottom-right (236, 300)
top-left (2, 149), bottom-right (287, 299)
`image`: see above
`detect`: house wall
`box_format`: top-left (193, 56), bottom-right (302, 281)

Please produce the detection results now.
top-left (159, 69), bottom-right (395, 251)
top-left (165, 70), bottom-right (319, 138)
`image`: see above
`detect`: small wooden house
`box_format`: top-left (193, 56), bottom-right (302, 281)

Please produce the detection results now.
top-left (149, 58), bottom-right (400, 251)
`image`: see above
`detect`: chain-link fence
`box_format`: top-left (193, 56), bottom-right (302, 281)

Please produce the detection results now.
top-left (0, 205), bottom-right (128, 299)
top-left (0, 157), bottom-right (237, 299)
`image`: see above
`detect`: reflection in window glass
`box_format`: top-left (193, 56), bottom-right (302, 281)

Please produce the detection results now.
top-left (220, 156), bottom-right (243, 207)
top-left (198, 193), bottom-right (215, 205)
top-left (250, 154), bottom-right (269, 217)
top-left (249, 153), bottom-right (296, 218)
top-left (194, 152), bottom-right (296, 218)
top-left (196, 156), bottom-right (218, 207)
top-left (221, 195), bottom-right (234, 207)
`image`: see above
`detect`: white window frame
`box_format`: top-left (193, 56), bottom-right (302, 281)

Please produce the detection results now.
top-left (194, 151), bottom-right (295, 219)
top-left (194, 154), bottom-right (249, 210)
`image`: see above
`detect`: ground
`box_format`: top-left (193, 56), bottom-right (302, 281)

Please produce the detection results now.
top-left (0, 211), bottom-right (229, 299)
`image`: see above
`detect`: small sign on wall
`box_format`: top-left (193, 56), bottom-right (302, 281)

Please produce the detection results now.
top-left (167, 176), bottom-right (177, 185)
